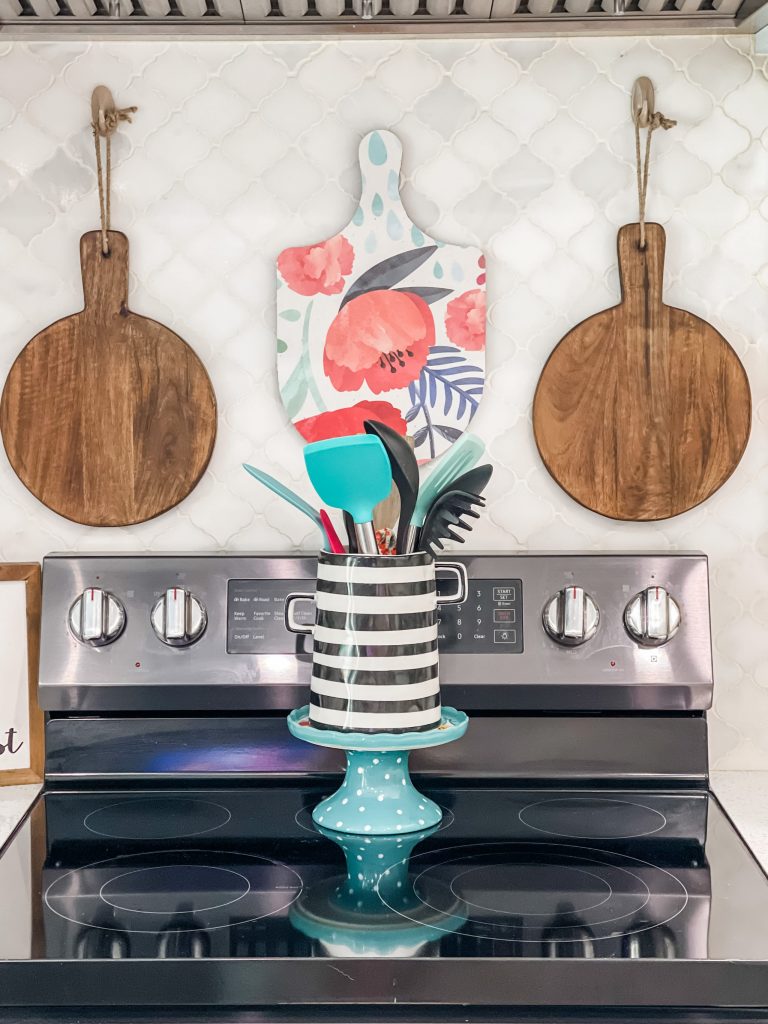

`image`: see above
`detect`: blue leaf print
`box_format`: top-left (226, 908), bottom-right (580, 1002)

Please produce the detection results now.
top-left (352, 206), bottom-right (364, 226)
top-left (451, 262), bottom-right (464, 282)
top-left (411, 225), bottom-right (425, 246)
top-left (372, 193), bottom-right (384, 217)
top-left (387, 210), bottom-right (403, 241)
top-left (365, 231), bottom-right (377, 254)
top-left (368, 131), bottom-right (387, 166)
top-left (405, 347), bottom-right (484, 458)
top-left (387, 169), bottom-right (400, 201)
top-left (434, 262), bottom-right (444, 280)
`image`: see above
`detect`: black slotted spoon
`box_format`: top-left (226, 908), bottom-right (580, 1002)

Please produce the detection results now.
top-left (419, 488), bottom-right (485, 558)
top-left (418, 464), bottom-right (492, 558)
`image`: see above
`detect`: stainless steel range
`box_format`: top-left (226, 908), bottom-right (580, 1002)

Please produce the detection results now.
top-left (2, 551), bottom-right (768, 1023)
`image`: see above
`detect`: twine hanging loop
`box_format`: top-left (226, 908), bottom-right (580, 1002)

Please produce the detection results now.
top-left (631, 77), bottom-right (675, 251)
top-left (90, 86), bottom-right (137, 256)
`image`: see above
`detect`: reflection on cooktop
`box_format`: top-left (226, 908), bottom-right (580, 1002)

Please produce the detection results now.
top-left (295, 802), bottom-right (455, 835)
top-left (8, 785), bottom-right (768, 963)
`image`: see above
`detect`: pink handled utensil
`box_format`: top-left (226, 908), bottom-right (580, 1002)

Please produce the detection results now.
top-left (319, 509), bottom-right (345, 554)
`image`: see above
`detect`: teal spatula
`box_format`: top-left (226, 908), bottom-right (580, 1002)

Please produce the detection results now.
top-left (405, 432), bottom-right (485, 553)
top-left (304, 435), bottom-right (392, 555)
top-left (242, 463), bottom-right (329, 546)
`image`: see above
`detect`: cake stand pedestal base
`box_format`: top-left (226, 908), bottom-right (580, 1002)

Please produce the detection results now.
top-left (287, 706), bottom-right (468, 836)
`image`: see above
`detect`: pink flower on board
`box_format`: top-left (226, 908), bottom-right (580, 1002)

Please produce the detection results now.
top-left (278, 234), bottom-right (355, 297)
top-left (445, 288), bottom-right (486, 351)
top-left (323, 289), bottom-right (434, 394)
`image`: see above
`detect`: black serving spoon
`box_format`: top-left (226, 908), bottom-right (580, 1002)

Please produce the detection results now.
top-left (441, 464), bottom-right (493, 505)
top-left (364, 420), bottom-right (420, 556)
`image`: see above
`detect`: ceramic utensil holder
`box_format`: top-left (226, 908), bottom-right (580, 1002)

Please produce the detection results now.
top-left (285, 552), bottom-right (467, 735)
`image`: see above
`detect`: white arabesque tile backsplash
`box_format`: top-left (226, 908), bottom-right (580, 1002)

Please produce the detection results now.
top-left (0, 35), bottom-right (766, 767)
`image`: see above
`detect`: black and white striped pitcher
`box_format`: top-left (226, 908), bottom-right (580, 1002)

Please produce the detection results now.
top-left (285, 552), bottom-right (467, 734)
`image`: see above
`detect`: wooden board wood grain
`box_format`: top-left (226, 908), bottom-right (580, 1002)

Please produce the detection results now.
top-left (0, 231), bottom-right (217, 526)
top-left (532, 223), bottom-right (751, 521)
top-left (0, 564), bottom-right (42, 788)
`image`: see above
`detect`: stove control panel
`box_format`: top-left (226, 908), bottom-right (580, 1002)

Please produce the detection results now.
top-left (39, 552), bottom-right (713, 713)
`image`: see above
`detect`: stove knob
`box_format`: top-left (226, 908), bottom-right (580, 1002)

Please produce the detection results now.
top-left (69, 588), bottom-right (125, 647)
top-left (151, 587), bottom-right (207, 647)
top-left (624, 586), bottom-right (680, 647)
top-left (542, 586), bottom-right (599, 646)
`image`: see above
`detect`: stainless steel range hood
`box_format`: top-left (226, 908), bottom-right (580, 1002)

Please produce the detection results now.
top-left (2, 0), bottom-right (766, 43)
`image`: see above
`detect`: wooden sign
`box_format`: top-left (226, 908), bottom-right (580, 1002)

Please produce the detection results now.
top-left (0, 565), bottom-right (42, 787)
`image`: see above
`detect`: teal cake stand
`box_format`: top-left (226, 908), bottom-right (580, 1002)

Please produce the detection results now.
top-left (287, 706), bottom-right (468, 836)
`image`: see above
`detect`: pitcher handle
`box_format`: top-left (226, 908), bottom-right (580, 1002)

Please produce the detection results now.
top-left (285, 593), bottom-right (315, 635)
top-left (436, 562), bottom-right (468, 605)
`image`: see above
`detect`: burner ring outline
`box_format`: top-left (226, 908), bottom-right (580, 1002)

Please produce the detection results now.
top-left (518, 797), bottom-right (667, 840)
top-left (98, 865), bottom-right (251, 915)
top-left (84, 798), bottom-right (232, 840)
top-left (447, 862), bottom-right (614, 918)
top-left (412, 849), bottom-right (650, 934)
top-left (44, 849), bottom-right (303, 935)
top-left (376, 841), bottom-right (687, 944)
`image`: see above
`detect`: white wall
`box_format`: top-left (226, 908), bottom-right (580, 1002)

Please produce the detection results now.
top-left (0, 35), bottom-right (766, 766)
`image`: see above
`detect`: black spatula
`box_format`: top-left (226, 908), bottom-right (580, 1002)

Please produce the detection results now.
top-left (364, 420), bottom-right (420, 556)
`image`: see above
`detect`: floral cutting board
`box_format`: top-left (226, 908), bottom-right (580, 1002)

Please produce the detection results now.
top-left (276, 129), bottom-right (486, 462)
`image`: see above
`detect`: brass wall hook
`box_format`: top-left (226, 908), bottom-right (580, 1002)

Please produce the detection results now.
top-left (631, 77), bottom-right (655, 130)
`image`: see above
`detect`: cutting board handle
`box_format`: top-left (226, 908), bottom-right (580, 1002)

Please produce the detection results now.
top-left (80, 230), bottom-right (129, 316)
top-left (617, 222), bottom-right (666, 315)
top-left (356, 130), bottom-right (407, 221)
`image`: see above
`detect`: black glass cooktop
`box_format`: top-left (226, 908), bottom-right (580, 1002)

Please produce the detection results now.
top-left (2, 784), bottom-right (768, 1010)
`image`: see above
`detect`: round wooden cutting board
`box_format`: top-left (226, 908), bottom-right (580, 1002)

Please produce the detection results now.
top-left (0, 231), bottom-right (217, 526)
top-left (533, 223), bottom-right (751, 521)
